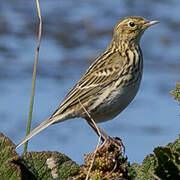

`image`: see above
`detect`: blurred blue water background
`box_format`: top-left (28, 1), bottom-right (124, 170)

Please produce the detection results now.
top-left (0, 0), bottom-right (180, 164)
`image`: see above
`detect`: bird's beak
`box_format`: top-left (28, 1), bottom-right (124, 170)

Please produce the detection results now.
top-left (145, 20), bottom-right (159, 28)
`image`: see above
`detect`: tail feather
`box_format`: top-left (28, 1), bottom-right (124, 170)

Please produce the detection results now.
top-left (16, 117), bottom-right (56, 148)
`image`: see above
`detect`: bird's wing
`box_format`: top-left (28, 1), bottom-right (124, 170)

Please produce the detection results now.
top-left (52, 51), bottom-right (126, 117)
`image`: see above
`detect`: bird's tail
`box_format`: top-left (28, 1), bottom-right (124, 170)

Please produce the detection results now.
top-left (16, 117), bottom-right (58, 148)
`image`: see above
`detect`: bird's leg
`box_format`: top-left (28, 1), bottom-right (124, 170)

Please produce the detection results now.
top-left (86, 117), bottom-right (125, 153)
top-left (86, 117), bottom-right (110, 142)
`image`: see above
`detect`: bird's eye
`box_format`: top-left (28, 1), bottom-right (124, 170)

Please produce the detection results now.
top-left (129, 22), bottom-right (135, 27)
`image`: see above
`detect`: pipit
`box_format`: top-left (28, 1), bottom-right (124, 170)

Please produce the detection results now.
top-left (16, 16), bottom-right (159, 148)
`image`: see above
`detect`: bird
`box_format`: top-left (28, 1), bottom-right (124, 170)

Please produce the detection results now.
top-left (16, 16), bottom-right (159, 148)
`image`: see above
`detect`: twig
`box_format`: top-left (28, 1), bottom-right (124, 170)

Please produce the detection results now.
top-left (101, 161), bottom-right (117, 180)
top-left (78, 99), bottom-right (101, 180)
top-left (77, 99), bottom-right (101, 138)
top-left (86, 136), bottom-right (101, 180)
top-left (24, 0), bottom-right (42, 153)
top-left (152, 173), bottom-right (162, 180)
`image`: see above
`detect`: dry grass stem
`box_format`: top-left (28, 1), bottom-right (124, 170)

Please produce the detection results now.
top-left (24, 0), bottom-right (42, 152)
top-left (78, 99), bottom-right (101, 180)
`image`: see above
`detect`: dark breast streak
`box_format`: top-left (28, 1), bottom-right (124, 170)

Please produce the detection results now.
top-left (120, 45), bottom-right (143, 87)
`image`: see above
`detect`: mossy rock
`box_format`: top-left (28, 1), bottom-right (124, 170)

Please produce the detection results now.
top-left (0, 133), bottom-right (79, 180)
top-left (16, 151), bottom-right (79, 180)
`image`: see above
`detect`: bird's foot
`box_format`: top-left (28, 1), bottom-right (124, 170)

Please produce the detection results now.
top-left (100, 136), bottom-right (125, 154)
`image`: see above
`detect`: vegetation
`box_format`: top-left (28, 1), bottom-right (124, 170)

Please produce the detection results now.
top-left (0, 82), bottom-right (180, 180)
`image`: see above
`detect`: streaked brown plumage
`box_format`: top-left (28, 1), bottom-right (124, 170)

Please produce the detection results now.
top-left (16, 16), bottom-right (159, 148)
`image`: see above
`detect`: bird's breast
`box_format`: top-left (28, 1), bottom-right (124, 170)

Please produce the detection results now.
top-left (89, 76), bottom-right (141, 123)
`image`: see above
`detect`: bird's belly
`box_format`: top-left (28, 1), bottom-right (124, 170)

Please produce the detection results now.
top-left (90, 82), bottom-right (140, 123)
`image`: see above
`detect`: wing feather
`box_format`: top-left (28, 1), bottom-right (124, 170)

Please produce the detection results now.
top-left (51, 50), bottom-right (126, 117)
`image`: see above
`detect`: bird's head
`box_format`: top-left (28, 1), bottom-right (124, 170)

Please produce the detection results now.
top-left (113, 16), bottom-right (159, 44)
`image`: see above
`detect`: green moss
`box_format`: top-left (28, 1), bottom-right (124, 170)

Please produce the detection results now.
top-left (58, 160), bottom-right (80, 179)
top-left (129, 135), bottom-right (180, 180)
top-left (154, 135), bottom-right (180, 179)
top-left (16, 151), bottom-right (79, 180)
top-left (0, 133), bottom-right (22, 180)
